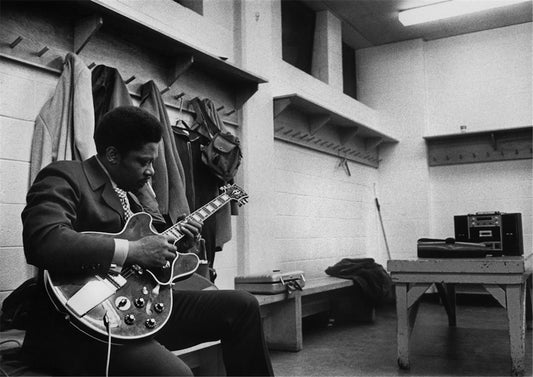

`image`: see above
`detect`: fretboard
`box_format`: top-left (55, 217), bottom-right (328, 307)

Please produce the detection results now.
top-left (162, 193), bottom-right (233, 239)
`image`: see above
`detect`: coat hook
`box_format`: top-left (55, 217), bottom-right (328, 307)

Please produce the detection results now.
top-left (10, 36), bottom-right (23, 48)
top-left (124, 75), bottom-right (136, 84)
top-left (37, 46), bottom-right (49, 57)
top-left (88, 62), bottom-right (96, 69)
top-left (225, 109), bottom-right (236, 116)
top-left (472, 153), bottom-right (476, 158)
top-left (174, 92), bottom-right (185, 100)
top-left (515, 149), bottom-right (519, 155)
top-left (459, 154), bottom-right (463, 160)
top-left (217, 105), bottom-right (224, 111)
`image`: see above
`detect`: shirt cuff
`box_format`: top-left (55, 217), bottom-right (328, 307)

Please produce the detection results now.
top-left (112, 238), bottom-right (129, 268)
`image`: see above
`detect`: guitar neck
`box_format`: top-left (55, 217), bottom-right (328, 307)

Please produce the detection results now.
top-left (162, 193), bottom-right (232, 239)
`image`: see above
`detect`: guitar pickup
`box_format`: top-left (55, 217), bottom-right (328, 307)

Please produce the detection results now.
top-left (66, 275), bottom-right (125, 317)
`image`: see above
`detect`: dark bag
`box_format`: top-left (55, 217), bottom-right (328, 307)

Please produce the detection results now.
top-left (201, 132), bottom-right (242, 182)
top-left (417, 237), bottom-right (489, 258)
top-left (0, 277), bottom-right (37, 331)
top-left (191, 97), bottom-right (243, 182)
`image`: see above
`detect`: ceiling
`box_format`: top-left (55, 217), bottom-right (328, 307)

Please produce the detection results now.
top-left (301, 0), bottom-right (532, 50)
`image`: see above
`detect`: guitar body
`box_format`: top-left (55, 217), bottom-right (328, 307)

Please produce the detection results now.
top-left (44, 213), bottom-right (199, 344)
top-left (43, 184), bottom-right (248, 344)
top-left (45, 266), bottom-right (173, 344)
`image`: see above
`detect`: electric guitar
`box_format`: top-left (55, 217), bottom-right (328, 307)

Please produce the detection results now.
top-left (44, 184), bottom-right (248, 344)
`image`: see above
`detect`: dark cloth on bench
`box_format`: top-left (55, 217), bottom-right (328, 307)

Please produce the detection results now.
top-left (326, 258), bottom-right (392, 303)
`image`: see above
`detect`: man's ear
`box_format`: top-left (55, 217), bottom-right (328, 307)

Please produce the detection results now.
top-left (105, 146), bottom-right (120, 165)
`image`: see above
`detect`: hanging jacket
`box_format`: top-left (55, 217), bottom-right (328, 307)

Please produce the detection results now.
top-left (91, 66), bottom-right (165, 227)
top-left (139, 81), bottom-right (190, 220)
top-left (91, 64), bottom-right (133, 125)
top-left (30, 52), bottom-right (96, 185)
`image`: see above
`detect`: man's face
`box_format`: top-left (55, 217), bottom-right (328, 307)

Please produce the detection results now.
top-left (111, 142), bottom-right (159, 192)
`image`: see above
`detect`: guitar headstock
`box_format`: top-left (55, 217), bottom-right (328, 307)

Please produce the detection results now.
top-left (221, 184), bottom-right (249, 206)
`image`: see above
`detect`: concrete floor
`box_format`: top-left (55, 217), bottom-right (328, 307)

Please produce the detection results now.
top-left (270, 297), bottom-right (532, 377)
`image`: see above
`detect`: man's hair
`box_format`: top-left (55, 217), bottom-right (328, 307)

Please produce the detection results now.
top-left (94, 106), bottom-right (162, 155)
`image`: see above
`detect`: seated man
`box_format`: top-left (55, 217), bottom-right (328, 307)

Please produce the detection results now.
top-left (21, 106), bottom-right (273, 376)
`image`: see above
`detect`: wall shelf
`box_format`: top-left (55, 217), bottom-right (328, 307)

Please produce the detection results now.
top-left (423, 126), bottom-right (532, 166)
top-left (273, 94), bottom-right (397, 168)
top-left (0, 0), bottom-right (266, 112)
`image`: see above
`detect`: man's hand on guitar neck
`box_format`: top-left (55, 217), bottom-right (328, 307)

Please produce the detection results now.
top-left (174, 216), bottom-right (203, 251)
top-left (127, 235), bottom-right (178, 269)
top-left (125, 218), bottom-right (202, 269)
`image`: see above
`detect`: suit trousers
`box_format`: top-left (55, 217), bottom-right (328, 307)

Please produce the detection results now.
top-left (22, 289), bottom-right (273, 376)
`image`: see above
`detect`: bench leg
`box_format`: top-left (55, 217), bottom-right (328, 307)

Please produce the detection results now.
top-left (505, 283), bottom-right (526, 377)
top-left (261, 294), bottom-right (302, 352)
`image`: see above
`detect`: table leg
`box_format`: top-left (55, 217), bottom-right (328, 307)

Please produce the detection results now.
top-left (395, 283), bottom-right (410, 369)
top-left (505, 283), bottom-right (526, 377)
top-left (435, 283), bottom-right (456, 326)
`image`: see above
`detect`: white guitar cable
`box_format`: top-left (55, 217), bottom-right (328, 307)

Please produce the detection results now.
top-left (103, 312), bottom-right (112, 377)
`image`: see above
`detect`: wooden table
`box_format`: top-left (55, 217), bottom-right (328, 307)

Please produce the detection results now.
top-left (387, 256), bottom-right (532, 376)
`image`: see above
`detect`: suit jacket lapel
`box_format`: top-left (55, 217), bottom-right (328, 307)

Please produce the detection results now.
top-left (83, 156), bottom-right (125, 218)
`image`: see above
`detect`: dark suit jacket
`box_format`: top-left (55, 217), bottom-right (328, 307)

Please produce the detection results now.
top-left (23, 156), bottom-right (129, 274)
top-left (21, 156), bottom-right (156, 356)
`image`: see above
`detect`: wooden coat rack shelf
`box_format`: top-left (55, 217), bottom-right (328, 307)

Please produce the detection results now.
top-left (0, 0), bottom-right (266, 118)
top-left (273, 94), bottom-right (397, 168)
top-left (423, 126), bottom-right (533, 166)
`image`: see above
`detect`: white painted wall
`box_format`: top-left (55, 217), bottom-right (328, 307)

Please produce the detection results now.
top-left (0, 60), bottom-right (58, 302)
top-left (357, 39), bottom-right (430, 260)
top-left (94, 0), bottom-right (235, 62)
top-left (424, 23), bottom-right (532, 135)
top-left (273, 142), bottom-right (380, 277)
top-left (356, 24), bottom-right (532, 259)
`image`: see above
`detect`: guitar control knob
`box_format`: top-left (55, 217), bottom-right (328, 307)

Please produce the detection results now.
top-left (124, 314), bottom-right (135, 325)
top-left (154, 303), bottom-right (165, 313)
top-left (115, 296), bottom-right (131, 311)
top-left (134, 297), bottom-right (145, 308)
top-left (145, 318), bottom-right (156, 329)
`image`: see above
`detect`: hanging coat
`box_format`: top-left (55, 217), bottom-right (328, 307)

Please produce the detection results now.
top-left (139, 81), bottom-right (190, 221)
top-left (91, 64), bottom-right (133, 125)
top-left (91, 65), bottom-right (166, 227)
top-left (30, 53), bottom-right (96, 185)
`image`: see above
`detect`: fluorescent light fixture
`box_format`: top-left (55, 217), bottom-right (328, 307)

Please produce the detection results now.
top-left (399, 0), bottom-right (530, 26)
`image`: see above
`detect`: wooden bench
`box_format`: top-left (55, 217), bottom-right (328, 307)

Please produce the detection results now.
top-left (254, 276), bottom-right (375, 351)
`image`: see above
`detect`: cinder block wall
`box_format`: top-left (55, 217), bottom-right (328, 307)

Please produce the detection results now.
top-left (0, 60), bottom-right (57, 303)
top-left (357, 23), bottom-right (532, 258)
top-left (273, 142), bottom-right (379, 276)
